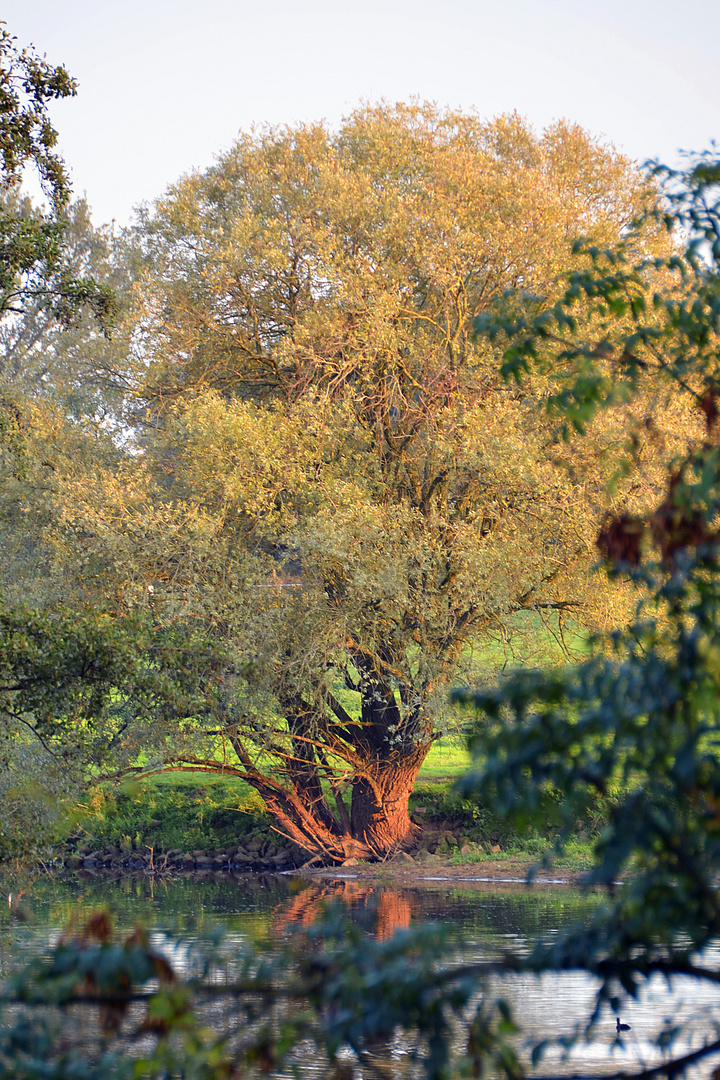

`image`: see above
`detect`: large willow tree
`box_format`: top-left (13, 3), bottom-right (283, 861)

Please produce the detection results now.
top-left (59, 105), bottom-right (671, 860)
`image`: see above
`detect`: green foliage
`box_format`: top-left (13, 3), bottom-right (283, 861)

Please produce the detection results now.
top-left (0, 24), bottom-right (75, 210)
top-left (454, 149), bottom-right (720, 1074)
top-left (412, 779), bottom-right (603, 864)
top-left (0, 743), bottom-right (77, 858)
top-left (0, 196), bottom-right (132, 430)
top-left (0, 605), bottom-right (150, 736)
top-left (0, 595), bottom-right (259, 860)
top-left (0, 26), bottom-right (115, 330)
top-left (77, 776), bottom-right (268, 853)
top-left (0, 603), bottom-right (156, 859)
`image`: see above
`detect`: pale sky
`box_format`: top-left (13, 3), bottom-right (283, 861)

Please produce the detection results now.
top-left (4, 0), bottom-right (719, 228)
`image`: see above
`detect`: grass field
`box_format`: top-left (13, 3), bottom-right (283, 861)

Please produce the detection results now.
top-left (139, 736), bottom-right (469, 790)
top-left (418, 738), bottom-right (471, 781)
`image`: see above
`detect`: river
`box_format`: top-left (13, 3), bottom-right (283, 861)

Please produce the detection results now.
top-left (2, 870), bottom-right (719, 1077)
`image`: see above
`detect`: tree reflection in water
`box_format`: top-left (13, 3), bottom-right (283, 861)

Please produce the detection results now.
top-left (275, 880), bottom-right (415, 940)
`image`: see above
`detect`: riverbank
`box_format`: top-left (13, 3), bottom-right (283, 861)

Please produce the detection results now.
top-left (302, 854), bottom-right (590, 886)
top-left (48, 815), bottom-right (594, 878)
top-left (31, 851), bottom-right (590, 890)
top-left (36, 827), bottom-right (593, 885)
top-left (44, 764), bottom-right (598, 879)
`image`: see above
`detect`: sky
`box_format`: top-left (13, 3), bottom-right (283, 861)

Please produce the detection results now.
top-left (3, 0), bottom-right (719, 228)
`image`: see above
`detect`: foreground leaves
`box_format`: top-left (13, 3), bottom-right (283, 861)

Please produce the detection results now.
top-left (455, 150), bottom-right (720, 1075)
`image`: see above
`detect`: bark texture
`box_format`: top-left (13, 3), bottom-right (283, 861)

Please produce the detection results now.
top-left (225, 684), bottom-right (433, 862)
top-left (170, 681), bottom-right (433, 863)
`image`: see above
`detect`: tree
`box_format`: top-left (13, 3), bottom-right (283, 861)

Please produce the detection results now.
top-left (45, 105), bottom-right (675, 863)
top-left (0, 26), bottom-right (130, 854)
top-left (455, 149), bottom-right (720, 1075)
top-left (0, 24), bottom-right (114, 329)
top-left (0, 194), bottom-right (133, 433)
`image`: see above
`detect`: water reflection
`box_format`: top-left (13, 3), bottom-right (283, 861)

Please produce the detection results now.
top-left (1, 872), bottom-right (604, 956)
top-left (276, 879), bottom-right (415, 938)
top-left (1, 872), bottom-right (719, 1077)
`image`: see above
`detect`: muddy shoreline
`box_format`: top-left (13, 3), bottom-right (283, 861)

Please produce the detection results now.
top-left (301, 856), bottom-right (590, 887)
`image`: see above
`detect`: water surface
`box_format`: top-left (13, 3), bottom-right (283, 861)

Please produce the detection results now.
top-left (1, 871), bottom-right (718, 1077)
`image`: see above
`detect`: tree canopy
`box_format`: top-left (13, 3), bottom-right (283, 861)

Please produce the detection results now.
top-left (0, 26), bottom-right (114, 330)
top-left (42, 104), bottom-right (676, 861)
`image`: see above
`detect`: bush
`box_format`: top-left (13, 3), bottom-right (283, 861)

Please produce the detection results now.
top-left (73, 775), bottom-right (270, 853)
top-left (0, 739), bottom-right (80, 860)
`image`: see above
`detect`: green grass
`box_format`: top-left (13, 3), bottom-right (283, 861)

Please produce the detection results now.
top-left (418, 739), bottom-right (471, 781)
top-left (447, 834), bottom-right (596, 871)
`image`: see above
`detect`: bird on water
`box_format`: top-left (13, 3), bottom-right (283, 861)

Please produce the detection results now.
top-left (616, 1018), bottom-right (631, 1032)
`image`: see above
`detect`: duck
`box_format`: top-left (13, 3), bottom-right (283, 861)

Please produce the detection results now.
top-left (616, 1018), bottom-right (631, 1032)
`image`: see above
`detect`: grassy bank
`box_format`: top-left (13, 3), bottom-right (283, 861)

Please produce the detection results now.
top-left (56, 739), bottom-right (601, 872)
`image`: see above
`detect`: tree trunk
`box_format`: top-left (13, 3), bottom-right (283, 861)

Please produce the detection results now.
top-left (225, 732), bottom-right (432, 864)
top-left (350, 747), bottom-right (428, 854)
top-left (214, 676), bottom-right (434, 864)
